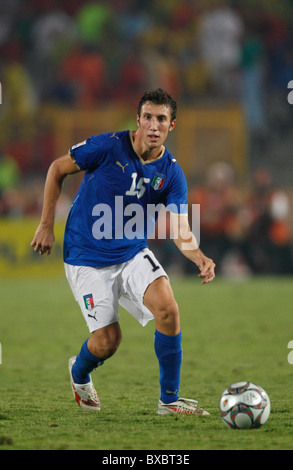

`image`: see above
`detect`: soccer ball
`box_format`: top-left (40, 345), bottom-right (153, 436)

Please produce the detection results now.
top-left (219, 381), bottom-right (270, 429)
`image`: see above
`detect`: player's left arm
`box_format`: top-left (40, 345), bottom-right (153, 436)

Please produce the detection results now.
top-left (170, 212), bottom-right (216, 284)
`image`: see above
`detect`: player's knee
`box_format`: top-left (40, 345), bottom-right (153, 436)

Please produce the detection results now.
top-left (155, 299), bottom-right (179, 328)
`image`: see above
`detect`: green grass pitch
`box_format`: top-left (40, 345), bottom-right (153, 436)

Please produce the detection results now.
top-left (0, 275), bottom-right (293, 450)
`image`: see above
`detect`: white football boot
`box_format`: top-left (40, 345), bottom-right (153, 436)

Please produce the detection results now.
top-left (68, 356), bottom-right (100, 411)
top-left (157, 397), bottom-right (210, 415)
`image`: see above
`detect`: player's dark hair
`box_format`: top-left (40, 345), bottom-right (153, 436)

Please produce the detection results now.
top-left (137, 88), bottom-right (177, 122)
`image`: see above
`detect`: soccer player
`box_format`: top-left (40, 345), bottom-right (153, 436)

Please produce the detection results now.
top-left (31, 88), bottom-right (215, 415)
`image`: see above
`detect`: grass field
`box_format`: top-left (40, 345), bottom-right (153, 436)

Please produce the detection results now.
top-left (0, 274), bottom-right (293, 450)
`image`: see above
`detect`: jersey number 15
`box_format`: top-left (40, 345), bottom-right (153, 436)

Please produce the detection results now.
top-left (126, 172), bottom-right (150, 199)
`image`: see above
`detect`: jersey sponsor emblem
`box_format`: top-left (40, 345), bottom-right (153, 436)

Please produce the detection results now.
top-left (151, 173), bottom-right (165, 190)
top-left (83, 294), bottom-right (94, 310)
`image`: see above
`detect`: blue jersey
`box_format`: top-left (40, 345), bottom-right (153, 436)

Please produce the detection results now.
top-left (64, 130), bottom-right (188, 267)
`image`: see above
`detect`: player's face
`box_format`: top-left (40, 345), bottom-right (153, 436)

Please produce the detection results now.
top-left (137, 102), bottom-right (176, 150)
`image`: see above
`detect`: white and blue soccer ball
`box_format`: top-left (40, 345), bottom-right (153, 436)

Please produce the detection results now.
top-left (219, 381), bottom-right (270, 429)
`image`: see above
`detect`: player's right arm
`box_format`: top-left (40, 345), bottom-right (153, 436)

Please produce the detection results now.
top-left (31, 154), bottom-right (81, 255)
top-left (170, 212), bottom-right (216, 284)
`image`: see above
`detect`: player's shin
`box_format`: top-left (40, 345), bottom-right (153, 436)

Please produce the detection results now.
top-left (154, 330), bottom-right (182, 404)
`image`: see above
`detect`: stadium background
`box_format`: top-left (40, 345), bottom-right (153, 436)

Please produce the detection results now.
top-left (0, 0), bottom-right (293, 278)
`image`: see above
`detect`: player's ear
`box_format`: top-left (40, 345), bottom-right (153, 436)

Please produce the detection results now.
top-left (136, 114), bottom-right (140, 127)
top-left (169, 119), bottom-right (176, 132)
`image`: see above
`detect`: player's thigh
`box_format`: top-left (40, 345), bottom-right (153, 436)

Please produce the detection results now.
top-left (64, 263), bottom-right (120, 333)
top-left (119, 248), bottom-right (168, 327)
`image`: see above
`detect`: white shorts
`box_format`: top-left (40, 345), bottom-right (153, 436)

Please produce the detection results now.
top-left (64, 248), bottom-right (168, 332)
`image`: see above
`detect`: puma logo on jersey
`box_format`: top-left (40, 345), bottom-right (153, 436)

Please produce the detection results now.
top-left (116, 161), bottom-right (129, 172)
top-left (110, 132), bottom-right (119, 140)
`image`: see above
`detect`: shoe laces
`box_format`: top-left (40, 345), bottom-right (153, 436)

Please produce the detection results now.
top-left (76, 381), bottom-right (98, 403)
top-left (178, 398), bottom-right (199, 408)
top-left (179, 398), bottom-right (198, 405)
top-left (86, 384), bottom-right (98, 404)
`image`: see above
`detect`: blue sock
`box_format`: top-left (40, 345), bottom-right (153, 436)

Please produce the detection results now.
top-left (72, 339), bottom-right (104, 384)
top-left (154, 330), bottom-right (182, 404)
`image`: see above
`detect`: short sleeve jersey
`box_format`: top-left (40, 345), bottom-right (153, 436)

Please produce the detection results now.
top-left (64, 130), bottom-right (188, 267)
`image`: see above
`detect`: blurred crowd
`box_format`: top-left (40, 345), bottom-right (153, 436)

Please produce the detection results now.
top-left (2, 0), bottom-right (293, 115)
top-left (0, 0), bottom-right (293, 274)
top-left (149, 161), bottom-right (292, 276)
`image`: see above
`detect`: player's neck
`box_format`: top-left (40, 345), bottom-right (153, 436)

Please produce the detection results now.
top-left (131, 130), bottom-right (163, 162)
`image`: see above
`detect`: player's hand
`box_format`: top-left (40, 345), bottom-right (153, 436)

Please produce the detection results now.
top-left (30, 223), bottom-right (55, 255)
top-left (197, 255), bottom-right (216, 285)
